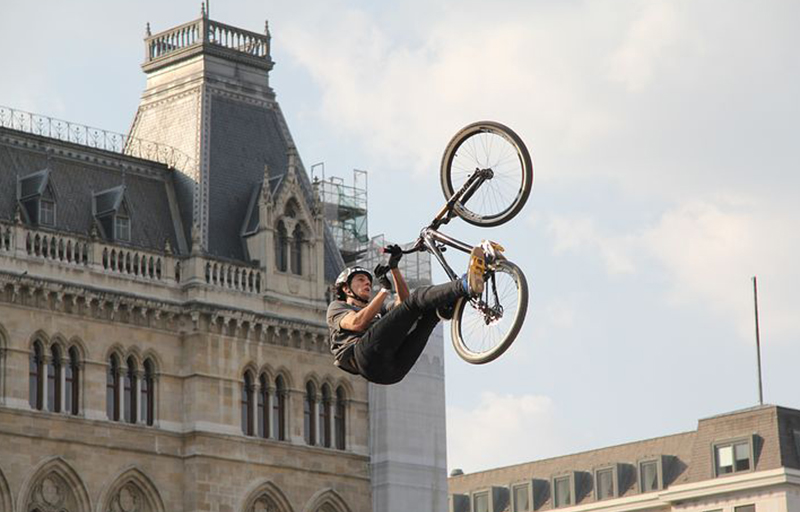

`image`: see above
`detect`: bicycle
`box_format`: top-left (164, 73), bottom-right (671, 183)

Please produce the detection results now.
top-left (393, 121), bottom-right (533, 364)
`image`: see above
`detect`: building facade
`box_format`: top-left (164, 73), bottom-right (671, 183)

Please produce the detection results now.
top-left (0, 11), bottom-right (375, 512)
top-left (448, 405), bottom-right (800, 512)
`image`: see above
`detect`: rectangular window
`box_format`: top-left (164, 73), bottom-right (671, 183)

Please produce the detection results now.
top-left (39, 199), bottom-right (55, 226)
top-left (115, 216), bottom-right (130, 241)
top-left (640, 460), bottom-right (659, 492)
top-left (596, 467), bottom-right (615, 500)
top-left (554, 476), bottom-right (571, 508)
top-left (714, 438), bottom-right (753, 476)
top-left (512, 483), bottom-right (530, 512)
top-left (473, 492), bottom-right (489, 512)
top-left (734, 505), bottom-right (755, 512)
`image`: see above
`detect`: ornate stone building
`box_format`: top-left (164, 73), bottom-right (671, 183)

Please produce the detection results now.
top-left (0, 10), bottom-right (377, 512)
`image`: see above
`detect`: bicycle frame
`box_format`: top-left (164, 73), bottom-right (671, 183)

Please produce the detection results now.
top-left (407, 167), bottom-right (494, 281)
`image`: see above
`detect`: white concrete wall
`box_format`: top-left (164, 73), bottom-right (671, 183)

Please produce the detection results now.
top-left (369, 324), bottom-right (448, 512)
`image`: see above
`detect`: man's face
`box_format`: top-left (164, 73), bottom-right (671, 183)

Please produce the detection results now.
top-left (345, 274), bottom-right (372, 302)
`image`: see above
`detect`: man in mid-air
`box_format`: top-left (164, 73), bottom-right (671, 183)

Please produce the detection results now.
top-left (326, 244), bottom-right (486, 384)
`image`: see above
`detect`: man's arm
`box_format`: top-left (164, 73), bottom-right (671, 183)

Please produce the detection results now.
top-left (339, 290), bottom-right (390, 332)
top-left (392, 268), bottom-right (409, 303)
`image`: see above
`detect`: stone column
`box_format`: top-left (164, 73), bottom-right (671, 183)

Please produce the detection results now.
top-left (265, 385), bottom-right (274, 438)
top-left (135, 370), bottom-right (143, 424)
top-left (59, 356), bottom-right (68, 413)
top-left (116, 366), bottom-right (124, 421)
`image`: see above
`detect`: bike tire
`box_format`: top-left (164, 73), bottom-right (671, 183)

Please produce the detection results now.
top-left (451, 259), bottom-right (528, 364)
top-left (440, 121), bottom-right (533, 227)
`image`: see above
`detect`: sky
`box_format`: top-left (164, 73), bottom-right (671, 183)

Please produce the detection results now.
top-left (2, 0), bottom-right (799, 474)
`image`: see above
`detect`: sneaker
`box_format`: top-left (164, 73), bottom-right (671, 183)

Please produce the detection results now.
top-left (466, 246), bottom-right (485, 297)
top-left (481, 240), bottom-right (506, 263)
top-left (436, 304), bottom-right (455, 321)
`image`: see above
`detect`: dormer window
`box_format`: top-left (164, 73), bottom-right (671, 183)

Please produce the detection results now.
top-left (714, 436), bottom-right (754, 476)
top-left (93, 186), bottom-right (131, 243)
top-left (17, 169), bottom-right (57, 227)
top-left (115, 214), bottom-right (130, 241)
top-left (39, 197), bottom-right (56, 226)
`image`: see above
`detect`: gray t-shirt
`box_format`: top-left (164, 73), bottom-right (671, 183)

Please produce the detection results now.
top-left (327, 299), bottom-right (391, 374)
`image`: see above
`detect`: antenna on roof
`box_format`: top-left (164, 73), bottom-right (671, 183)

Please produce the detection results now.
top-left (752, 276), bottom-right (764, 406)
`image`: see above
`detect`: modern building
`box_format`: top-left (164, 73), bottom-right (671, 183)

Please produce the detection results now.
top-left (448, 404), bottom-right (800, 512)
top-left (0, 8), bottom-right (445, 512)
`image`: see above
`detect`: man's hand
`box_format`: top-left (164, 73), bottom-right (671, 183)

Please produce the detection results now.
top-left (374, 264), bottom-right (393, 291)
top-left (385, 244), bottom-right (404, 269)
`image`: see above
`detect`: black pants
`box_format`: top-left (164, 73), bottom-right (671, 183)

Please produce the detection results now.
top-left (353, 281), bottom-right (464, 385)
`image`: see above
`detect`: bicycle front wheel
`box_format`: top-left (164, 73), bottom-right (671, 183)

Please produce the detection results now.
top-left (440, 121), bottom-right (533, 227)
top-left (451, 260), bottom-right (528, 364)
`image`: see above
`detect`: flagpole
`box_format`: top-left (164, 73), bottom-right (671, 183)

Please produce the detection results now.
top-left (752, 276), bottom-right (764, 406)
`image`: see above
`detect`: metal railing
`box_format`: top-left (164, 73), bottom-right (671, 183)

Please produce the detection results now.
top-left (0, 105), bottom-right (197, 172)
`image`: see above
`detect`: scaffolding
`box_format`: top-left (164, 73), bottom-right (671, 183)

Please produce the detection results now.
top-left (357, 234), bottom-right (433, 288)
top-left (313, 163), bottom-right (432, 286)
top-left (313, 164), bottom-right (369, 265)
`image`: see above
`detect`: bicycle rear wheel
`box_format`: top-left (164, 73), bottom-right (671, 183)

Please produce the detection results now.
top-left (451, 259), bottom-right (528, 364)
top-left (440, 121), bottom-right (533, 227)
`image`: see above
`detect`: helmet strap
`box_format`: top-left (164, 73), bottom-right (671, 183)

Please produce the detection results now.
top-left (343, 284), bottom-right (370, 305)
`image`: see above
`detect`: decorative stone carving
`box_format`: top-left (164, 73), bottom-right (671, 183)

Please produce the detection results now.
top-left (109, 483), bottom-right (143, 512)
top-left (26, 473), bottom-right (77, 512)
top-left (250, 495), bottom-right (279, 512)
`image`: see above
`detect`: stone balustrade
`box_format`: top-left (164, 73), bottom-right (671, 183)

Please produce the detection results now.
top-left (0, 221), bottom-right (265, 296)
top-left (146, 17), bottom-right (270, 63)
top-left (100, 246), bottom-right (166, 281)
top-left (25, 230), bottom-right (90, 266)
top-left (204, 260), bottom-right (263, 294)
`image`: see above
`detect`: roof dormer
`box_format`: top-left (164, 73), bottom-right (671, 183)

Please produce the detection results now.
top-left (17, 169), bottom-right (57, 227)
top-left (93, 186), bottom-right (132, 243)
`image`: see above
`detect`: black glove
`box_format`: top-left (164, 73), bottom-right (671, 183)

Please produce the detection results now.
top-left (385, 244), bottom-right (404, 269)
top-left (374, 264), bottom-right (393, 291)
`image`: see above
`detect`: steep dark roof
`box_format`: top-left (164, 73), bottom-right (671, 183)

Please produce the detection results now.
top-left (206, 95), bottom-right (343, 280)
top-left (0, 127), bottom-right (184, 254)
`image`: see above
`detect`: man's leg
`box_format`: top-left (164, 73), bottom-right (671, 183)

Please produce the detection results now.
top-left (355, 310), bottom-right (440, 384)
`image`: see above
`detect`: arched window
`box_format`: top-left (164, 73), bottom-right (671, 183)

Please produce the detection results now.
top-left (304, 381), bottom-right (317, 445)
top-left (335, 386), bottom-right (346, 450)
top-left (291, 225), bottom-right (304, 275)
top-left (275, 221), bottom-right (288, 272)
top-left (141, 359), bottom-right (154, 426)
top-left (257, 374), bottom-right (269, 438)
top-left (242, 371), bottom-right (254, 436)
top-left (47, 345), bottom-right (62, 413)
top-left (107, 355), bottom-right (120, 421)
top-left (29, 341), bottom-right (44, 410)
top-left (125, 357), bottom-right (138, 424)
top-left (65, 347), bottom-right (79, 415)
top-left (320, 384), bottom-right (332, 448)
top-left (273, 375), bottom-right (286, 441)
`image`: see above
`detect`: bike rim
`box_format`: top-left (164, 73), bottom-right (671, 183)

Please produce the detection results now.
top-left (456, 265), bottom-right (522, 358)
top-left (446, 127), bottom-right (528, 222)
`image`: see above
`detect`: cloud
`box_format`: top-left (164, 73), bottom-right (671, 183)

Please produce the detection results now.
top-left (607, 1), bottom-right (682, 92)
top-left (545, 194), bottom-right (800, 343)
top-left (447, 392), bottom-right (572, 473)
top-left (546, 215), bottom-right (637, 275)
top-left (641, 196), bottom-right (800, 342)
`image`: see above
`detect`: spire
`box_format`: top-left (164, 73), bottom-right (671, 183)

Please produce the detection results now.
top-left (261, 164), bottom-right (271, 202)
top-left (191, 223), bottom-right (202, 255)
top-left (201, 2), bottom-right (207, 19)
